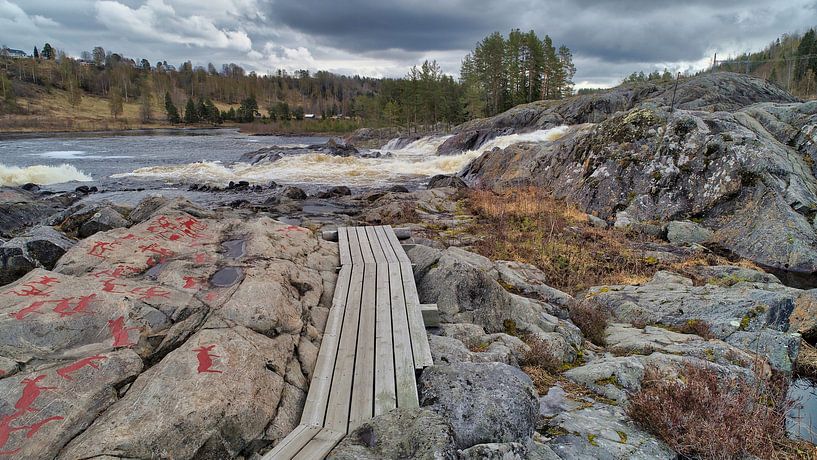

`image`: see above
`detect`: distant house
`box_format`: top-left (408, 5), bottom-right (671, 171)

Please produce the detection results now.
top-left (304, 113), bottom-right (316, 119)
top-left (1, 47), bottom-right (28, 59)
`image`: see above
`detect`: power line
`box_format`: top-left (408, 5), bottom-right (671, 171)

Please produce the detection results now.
top-left (715, 54), bottom-right (817, 65)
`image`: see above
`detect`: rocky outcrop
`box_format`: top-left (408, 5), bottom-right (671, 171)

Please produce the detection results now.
top-left (0, 187), bottom-right (78, 239)
top-left (328, 408), bottom-right (457, 459)
top-left (445, 73), bottom-right (798, 156)
top-left (0, 226), bottom-right (75, 285)
top-left (419, 362), bottom-right (538, 449)
top-left (239, 139), bottom-right (359, 165)
top-left (428, 174), bottom-right (468, 189)
top-left (587, 270), bottom-right (801, 372)
top-left (461, 77), bottom-right (817, 273)
top-left (0, 197), bottom-right (337, 458)
top-left (77, 206), bottom-right (130, 238)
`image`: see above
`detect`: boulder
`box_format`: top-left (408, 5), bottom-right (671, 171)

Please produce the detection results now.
top-left (57, 327), bottom-right (291, 459)
top-left (0, 226), bottom-right (75, 285)
top-left (0, 187), bottom-right (70, 239)
top-left (77, 206), bottom-right (130, 238)
top-left (665, 220), bottom-right (713, 245)
top-left (315, 186), bottom-right (352, 198)
top-left (128, 196), bottom-right (169, 224)
top-left (327, 408), bottom-right (457, 459)
top-left (280, 186), bottom-right (307, 200)
top-left (428, 174), bottom-right (468, 189)
top-left (588, 270), bottom-right (801, 371)
top-left (0, 349), bottom-right (143, 458)
top-left (545, 403), bottom-right (675, 459)
top-left (419, 362), bottom-right (538, 449)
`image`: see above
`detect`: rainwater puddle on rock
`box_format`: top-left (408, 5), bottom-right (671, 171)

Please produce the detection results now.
top-left (222, 238), bottom-right (246, 259)
top-left (210, 266), bottom-right (243, 287)
top-left (144, 262), bottom-right (167, 280)
top-left (787, 377), bottom-right (817, 443)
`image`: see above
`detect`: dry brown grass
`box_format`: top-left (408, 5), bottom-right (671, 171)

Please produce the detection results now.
top-left (629, 364), bottom-right (814, 460)
top-left (569, 300), bottom-right (610, 346)
top-left (463, 187), bottom-right (757, 294)
top-left (520, 334), bottom-right (563, 373)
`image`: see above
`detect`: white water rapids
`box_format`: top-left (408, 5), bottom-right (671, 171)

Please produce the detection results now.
top-left (114, 126), bottom-right (570, 187)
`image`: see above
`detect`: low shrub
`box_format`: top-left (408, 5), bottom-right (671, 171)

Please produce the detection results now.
top-left (628, 363), bottom-right (810, 459)
top-left (520, 334), bottom-right (562, 373)
top-left (569, 300), bottom-right (609, 346)
top-left (678, 319), bottom-right (716, 340)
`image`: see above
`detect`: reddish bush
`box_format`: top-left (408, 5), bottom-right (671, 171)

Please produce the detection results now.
top-left (628, 364), bottom-right (803, 459)
top-left (569, 300), bottom-right (609, 346)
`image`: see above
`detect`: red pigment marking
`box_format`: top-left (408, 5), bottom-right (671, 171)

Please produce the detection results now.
top-left (87, 241), bottom-right (118, 258)
top-left (193, 345), bottom-right (223, 374)
top-left (108, 317), bottom-right (139, 347)
top-left (0, 370), bottom-right (5, 376)
top-left (100, 279), bottom-right (128, 294)
top-left (56, 355), bottom-right (107, 381)
top-left (9, 301), bottom-right (48, 320)
top-left (182, 276), bottom-right (202, 289)
top-left (15, 376), bottom-right (57, 415)
top-left (30, 276), bottom-right (59, 286)
top-left (4, 285), bottom-right (50, 297)
top-left (51, 294), bottom-right (97, 317)
top-left (276, 225), bottom-right (308, 233)
top-left (130, 286), bottom-right (171, 300)
top-left (92, 265), bottom-right (140, 279)
top-left (138, 243), bottom-right (174, 257)
top-left (194, 253), bottom-right (207, 264)
top-left (204, 291), bottom-right (219, 302)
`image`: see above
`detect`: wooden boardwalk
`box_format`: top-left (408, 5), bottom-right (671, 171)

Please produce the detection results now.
top-left (263, 226), bottom-right (434, 459)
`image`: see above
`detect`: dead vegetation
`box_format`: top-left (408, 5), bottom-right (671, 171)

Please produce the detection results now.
top-left (463, 186), bottom-right (759, 294)
top-left (628, 364), bottom-right (815, 460)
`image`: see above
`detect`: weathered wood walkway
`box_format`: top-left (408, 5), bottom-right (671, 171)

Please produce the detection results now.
top-left (263, 226), bottom-right (434, 459)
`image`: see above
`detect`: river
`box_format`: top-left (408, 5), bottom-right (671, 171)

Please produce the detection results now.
top-left (0, 127), bottom-right (570, 193)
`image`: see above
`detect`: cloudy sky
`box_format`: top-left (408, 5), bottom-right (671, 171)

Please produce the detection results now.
top-left (1, 0), bottom-right (814, 88)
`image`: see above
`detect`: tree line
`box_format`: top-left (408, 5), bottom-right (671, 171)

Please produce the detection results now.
top-left (460, 30), bottom-right (576, 118)
top-left (714, 28), bottom-right (817, 97)
top-left (1, 34), bottom-right (580, 128)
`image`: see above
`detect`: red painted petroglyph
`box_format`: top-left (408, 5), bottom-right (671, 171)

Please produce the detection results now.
top-left (193, 345), bottom-right (223, 374)
top-left (56, 355), bottom-right (107, 381)
top-left (276, 225), bottom-right (308, 233)
top-left (51, 294), bottom-right (97, 317)
top-left (146, 215), bottom-right (209, 242)
top-left (87, 241), bottom-right (119, 258)
top-left (100, 278), bottom-right (128, 294)
top-left (9, 301), bottom-right (48, 320)
top-left (204, 291), bottom-right (219, 302)
top-left (138, 243), bottom-right (174, 257)
top-left (16, 375), bottom-right (56, 414)
top-left (182, 276), bottom-right (203, 289)
top-left (4, 284), bottom-right (50, 297)
top-left (30, 276), bottom-right (59, 286)
top-left (130, 286), bottom-right (171, 301)
top-left (91, 265), bottom-right (140, 279)
top-left (0, 375), bottom-right (64, 455)
top-left (108, 317), bottom-right (139, 347)
top-left (194, 253), bottom-right (207, 264)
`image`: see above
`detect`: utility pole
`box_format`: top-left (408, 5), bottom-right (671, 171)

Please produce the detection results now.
top-left (670, 72), bottom-right (681, 113)
top-left (712, 53), bottom-right (717, 73)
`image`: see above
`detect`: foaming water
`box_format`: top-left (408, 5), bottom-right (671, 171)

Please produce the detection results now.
top-left (0, 163), bottom-right (92, 186)
top-left (114, 127), bottom-right (569, 187)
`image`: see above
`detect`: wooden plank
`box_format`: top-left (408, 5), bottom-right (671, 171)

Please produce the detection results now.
top-left (346, 226), bottom-right (364, 266)
top-left (292, 429), bottom-right (346, 460)
top-left (421, 304), bottom-right (440, 327)
top-left (384, 257), bottom-right (419, 408)
top-left (374, 226), bottom-right (398, 264)
top-left (356, 227), bottom-right (376, 265)
top-left (323, 264), bottom-right (365, 432)
top-left (382, 226), bottom-right (433, 369)
top-left (383, 225), bottom-right (412, 264)
top-left (262, 424), bottom-right (321, 460)
top-left (300, 265), bottom-right (352, 426)
top-left (368, 227), bottom-right (397, 417)
top-left (337, 227), bottom-right (351, 266)
top-left (349, 253), bottom-right (376, 430)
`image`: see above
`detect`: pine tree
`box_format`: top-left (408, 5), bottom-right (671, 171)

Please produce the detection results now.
top-left (164, 92), bottom-right (180, 123)
top-left (184, 98), bottom-right (199, 123)
top-left (41, 43), bottom-right (54, 60)
top-left (33, 46), bottom-right (39, 59)
top-left (558, 45), bottom-right (576, 98)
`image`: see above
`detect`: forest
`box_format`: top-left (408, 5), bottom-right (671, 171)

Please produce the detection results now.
top-left (0, 30), bottom-right (577, 132)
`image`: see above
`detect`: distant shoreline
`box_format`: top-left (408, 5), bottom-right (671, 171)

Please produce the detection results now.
top-left (0, 126), bottom-right (337, 141)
